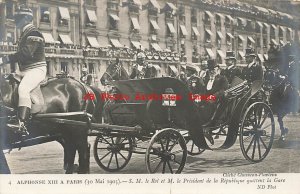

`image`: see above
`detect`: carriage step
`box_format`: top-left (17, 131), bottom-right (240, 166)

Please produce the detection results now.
top-left (9, 135), bottom-right (61, 149)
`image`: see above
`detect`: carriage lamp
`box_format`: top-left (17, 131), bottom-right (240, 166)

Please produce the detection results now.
top-left (162, 88), bottom-right (176, 107)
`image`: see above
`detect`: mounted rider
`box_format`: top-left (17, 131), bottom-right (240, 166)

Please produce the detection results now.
top-left (222, 51), bottom-right (242, 84)
top-left (130, 51), bottom-right (151, 79)
top-left (242, 48), bottom-right (263, 83)
top-left (0, 4), bottom-right (47, 135)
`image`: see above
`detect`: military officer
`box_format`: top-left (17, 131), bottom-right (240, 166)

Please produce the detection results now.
top-left (80, 66), bottom-right (93, 86)
top-left (242, 48), bottom-right (263, 83)
top-left (130, 52), bottom-right (151, 79)
top-left (0, 4), bottom-right (47, 135)
top-left (222, 51), bottom-right (242, 84)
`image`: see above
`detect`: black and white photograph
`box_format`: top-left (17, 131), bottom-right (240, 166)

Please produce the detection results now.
top-left (0, 0), bottom-right (299, 193)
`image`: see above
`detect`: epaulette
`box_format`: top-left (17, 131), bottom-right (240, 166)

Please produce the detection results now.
top-left (26, 36), bottom-right (44, 43)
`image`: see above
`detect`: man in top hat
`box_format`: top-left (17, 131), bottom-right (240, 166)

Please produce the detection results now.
top-left (0, 4), bottom-right (47, 135)
top-left (130, 51), bottom-right (152, 79)
top-left (222, 51), bottom-right (242, 84)
top-left (242, 48), bottom-right (263, 83)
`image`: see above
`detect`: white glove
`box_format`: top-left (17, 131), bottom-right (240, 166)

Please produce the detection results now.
top-left (0, 57), bottom-right (3, 65)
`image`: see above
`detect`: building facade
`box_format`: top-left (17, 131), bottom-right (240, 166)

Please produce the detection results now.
top-left (0, 0), bottom-right (298, 87)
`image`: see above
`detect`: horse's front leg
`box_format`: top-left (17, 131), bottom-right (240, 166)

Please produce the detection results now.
top-left (278, 113), bottom-right (288, 141)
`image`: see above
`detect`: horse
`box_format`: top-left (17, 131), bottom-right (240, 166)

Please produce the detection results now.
top-left (264, 42), bottom-right (300, 140)
top-left (0, 73), bottom-right (100, 174)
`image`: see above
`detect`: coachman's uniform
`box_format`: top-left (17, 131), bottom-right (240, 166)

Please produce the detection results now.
top-left (242, 48), bottom-right (263, 83)
top-left (223, 65), bottom-right (241, 84)
top-left (242, 60), bottom-right (263, 83)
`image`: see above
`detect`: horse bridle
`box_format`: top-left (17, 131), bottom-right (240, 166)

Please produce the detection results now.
top-left (102, 61), bottom-right (122, 83)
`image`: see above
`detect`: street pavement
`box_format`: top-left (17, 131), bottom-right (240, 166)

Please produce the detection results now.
top-left (4, 114), bottom-right (300, 174)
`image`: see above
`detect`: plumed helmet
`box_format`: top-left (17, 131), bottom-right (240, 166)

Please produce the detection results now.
top-left (14, 4), bottom-right (33, 23)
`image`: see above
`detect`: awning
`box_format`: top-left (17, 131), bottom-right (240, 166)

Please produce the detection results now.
top-left (152, 64), bottom-right (161, 71)
top-left (271, 24), bottom-right (277, 30)
top-left (42, 33), bottom-right (55, 44)
top-left (216, 13), bottom-right (224, 19)
top-left (205, 11), bottom-right (214, 19)
top-left (166, 2), bottom-right (177, 10)
top-left (109, 13), bottom-right (120, 21)
top-left (248, 36), bottom-right (255, 44)
top-left (110, 39), bottom-right (123, 48)
top-left (58, 7), bottom-right (70, 20)
top-left (151, 43), bottom-right (162, 51)
top-left (263, 54), bottom-right (268, 61)
top-left (180, 25), bottom-right (188, 36)
top-left (279, 26), bottom-right (286, 32)
top-left (131, 17), bottom-right (141, 30)
top-left (169, 65), bottom-right (178, 75)
top-left (192, 27), bottom-right (200, 36)
top-left (226, 33), bottom-right (234, 39)
top-left (87, 36), bottom-right (100, 48)
top-left (288, 28), bottom-right (293, 32)
top-left (131, 41), bottom-right (144, 50)
top-left (280, 40), bottom-right (285, 45)
top-left (271, 39), bottom-right (278, 45)
top-left (264, 23), bottom-right (270, 28)
top-left (217, 31), bottom-right (224, 39)
top-left (206, 48), bottom-right (215, 58)
top-left (226, 15), bottom-right (234, 22)
top-left (217, 50), bottom-right (225, 59)
top-left (268, 9), bottom-right (277, 15)
top-left (167, 22), bottom-right (176, 34)
top-left (238, 51), bottom-right (245, 59)
top-left (205, 29), bottom-right (212, 36)
top-left (238, 35), bottom-right (245, 41)
top-left (59, 34), bottom-right (73, 45)
top-left (150, 19), bottom-right (160, 30)
top-left (257, 54), bottom-right (264, 62)
top-left (254, 6), bottom-right (269, 14)
top-left (86, 10), bottom-right (97, 23)
top-left (237, 17), bottom-right (247, 26)
top-left (150, 0), bottom-right (160, 12)
top-left (256, 21), bottom-right (263, 29)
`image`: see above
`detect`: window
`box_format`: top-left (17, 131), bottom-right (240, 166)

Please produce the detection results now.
top-left (40, 7), bottom-right (50, 23)
top-left (226, 33), bottom-right (233, 46)
top-left (58, 7), bottom-right (70, 26)
top-left (61, 62), bottom-right (68, 73)
top-left (256, 37), bottom-right (261, 47)
top-left (88, 63), bottom-right (95, 74)
top-left (86, 10), bottom-right (97, 28)
top-left (204, 11), bottom-right (213, 25)
top-left (150, 19), bottom-right (159, 35)
top-left (130, 17), bottom-right (140, 32)
top-left (109, 14), bottom-right (119, 30)
top-left (205, 29), bottom-right (212, 43)
top-left (6, 0), bottom-right (14, 19)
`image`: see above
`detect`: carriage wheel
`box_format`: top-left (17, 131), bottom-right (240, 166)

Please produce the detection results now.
top-left (145, 128), bottom-right (187, 174)
top-left (185, 137), bottom-right (205, 155)
top-left (93, 134), bottom-right (133, 172)
top-left (240, 102), bottom-right (275, 163)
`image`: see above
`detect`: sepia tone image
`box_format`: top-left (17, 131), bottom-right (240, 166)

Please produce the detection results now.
top-left (0, 0), bottom-right (299, 175)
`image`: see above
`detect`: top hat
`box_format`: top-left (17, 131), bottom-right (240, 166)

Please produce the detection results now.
top-left (225, 51), bottom-right (236, 60)
top-left (245, 48), bottom-right (256, 57)
top-left (207, 59), bottom-right (217, 70)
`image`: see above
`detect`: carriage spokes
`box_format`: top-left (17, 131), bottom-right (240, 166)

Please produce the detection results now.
top-left (240, 102), bottom-right (275, 162)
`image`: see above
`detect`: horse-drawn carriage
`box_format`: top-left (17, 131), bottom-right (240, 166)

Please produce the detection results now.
top-left (1, 73), bottom-right (275, 174)
top-left (93, 77), bottom-right (275, 173)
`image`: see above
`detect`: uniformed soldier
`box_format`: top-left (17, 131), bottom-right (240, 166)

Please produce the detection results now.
top-left (130, 52), bottom-right (152, 79)
top-left (222, 51), bottom-right (242, 84)
top-left (0, 4), bottom-right (47, 135)
top-left (242, 48), bottom-right (263, 83)
top-left (80, 66), bottom-right (93, 86)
